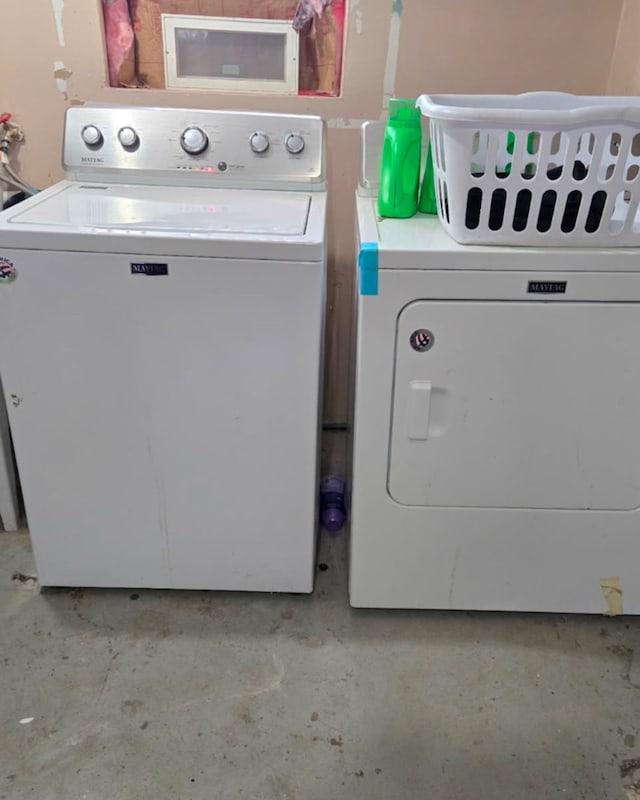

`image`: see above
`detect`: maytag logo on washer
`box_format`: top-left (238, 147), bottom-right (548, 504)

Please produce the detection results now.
top-left (527, 280), bottom-right (567, 294)
top-left (130, 262), bottom-right (169, 276)
top-left (0, 257), bottom-right (17, 284)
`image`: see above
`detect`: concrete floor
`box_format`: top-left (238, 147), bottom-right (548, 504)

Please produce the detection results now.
top-left (3, 440), bottom-right (640, 798)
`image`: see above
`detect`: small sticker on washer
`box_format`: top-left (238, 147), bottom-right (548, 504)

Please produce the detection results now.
top-left (130, 263), bottom-right (168, 276)
top-left (0, 257), bottom-right (17, 284)
top-left (527, 280), bottom-right (567, 294)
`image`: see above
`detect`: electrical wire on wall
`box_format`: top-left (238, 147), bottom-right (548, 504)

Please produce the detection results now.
top-left (0, 113), bottom-right (39, 208)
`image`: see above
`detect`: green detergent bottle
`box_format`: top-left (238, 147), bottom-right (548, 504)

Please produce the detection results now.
top-left (378, 99), bottom-right (422, 218)
top-left (418, 141), bottom-right (438, 215)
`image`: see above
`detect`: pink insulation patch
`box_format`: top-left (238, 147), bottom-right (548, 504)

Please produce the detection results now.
top-left (103, 0), bottom-right (136, 86)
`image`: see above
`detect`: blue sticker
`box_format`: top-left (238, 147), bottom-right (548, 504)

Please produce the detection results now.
top-left (358, 242), bottom-right (379, 296)
top-left (0, 257), bottom-right (16, 284)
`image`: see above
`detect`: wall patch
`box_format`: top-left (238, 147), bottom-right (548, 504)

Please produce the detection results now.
top-left (382, 0), bottom-right (404, 108)
top-left (51, 0), bottom-right (65, 47)
top-left (53, 60), bottom-right (69, 96)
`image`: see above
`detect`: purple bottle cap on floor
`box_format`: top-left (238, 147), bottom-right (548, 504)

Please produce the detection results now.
top-left (322, 507), bottom-right (346, 532)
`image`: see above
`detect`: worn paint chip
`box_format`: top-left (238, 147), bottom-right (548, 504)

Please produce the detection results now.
top-left (382, 0), bottom-right (403, 109)
top-left (53, 60), bottom-right (69, 96)
top-left (600, 577), bottom-right (623, 616)
top-left (51, 0), bottom-right (65, 47)
top-left (327, 118), bottom-right (368, 129)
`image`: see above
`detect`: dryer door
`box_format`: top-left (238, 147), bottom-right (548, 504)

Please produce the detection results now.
top-left (388, 301), bottom-right (640, 510)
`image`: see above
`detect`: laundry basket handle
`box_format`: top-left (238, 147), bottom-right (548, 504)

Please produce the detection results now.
top-left (416, 93), bottom-right (640, 127)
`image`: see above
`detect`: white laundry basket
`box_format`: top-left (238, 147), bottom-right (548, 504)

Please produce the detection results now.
top-left (417, 92), bottom-right (640, 246)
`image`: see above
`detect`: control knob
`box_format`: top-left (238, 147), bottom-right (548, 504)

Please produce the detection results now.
top-left (181, 127), bottom-right (209, 155)
top-left (249, 132), bottom-right (270, 154)
top-left (118, 127), bottom-right (139, 148)
top-left (285, 133), bottom-right (305, 154)
top-left (81, 125), bottom-right (103, 147)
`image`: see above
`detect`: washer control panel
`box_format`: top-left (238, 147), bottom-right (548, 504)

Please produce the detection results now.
top-left (64, 106), bottom-right (325, 187)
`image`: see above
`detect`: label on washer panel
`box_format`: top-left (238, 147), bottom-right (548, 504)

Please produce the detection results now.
top-left (130, 263), bottom-right (169, 276)
top-left (527, 280), bottom-right (567, 294)
top-left (0, 257), bottom-right (17, 284)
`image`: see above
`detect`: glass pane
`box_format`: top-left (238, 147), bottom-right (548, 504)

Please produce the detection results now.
top-left (175, 29), bottom-right (286, 81)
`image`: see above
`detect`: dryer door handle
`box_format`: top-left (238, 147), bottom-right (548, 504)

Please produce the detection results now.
top-left (407, 380), bottom-right (432, 440)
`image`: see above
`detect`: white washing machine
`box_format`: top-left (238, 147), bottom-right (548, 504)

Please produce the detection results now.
top-left (0, 105), bottom-right (326, 591)
top-left (350, 122), bottom-right (640, 613)
top-left (0, 390), bottom-right (18, 531)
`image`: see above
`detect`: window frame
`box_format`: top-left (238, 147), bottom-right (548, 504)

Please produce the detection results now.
top-left (162, 14), bottom-right (299, 95)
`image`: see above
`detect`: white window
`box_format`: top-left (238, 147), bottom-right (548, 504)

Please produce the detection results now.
top-left (162, 15), bottom-right (299, 95)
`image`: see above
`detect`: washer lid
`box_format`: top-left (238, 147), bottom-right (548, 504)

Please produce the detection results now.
top-left (9, 184), bottom-right (311, 236)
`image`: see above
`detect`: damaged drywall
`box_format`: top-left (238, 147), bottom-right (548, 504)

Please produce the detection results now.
top-left (51, 0), bottom-right (65, 47)
top-left (53, 60), bottom-right (70, 96)
top-left (350, 0), bottom-right (363, 34)
top-left (382, 0), bottom-right (403, 108)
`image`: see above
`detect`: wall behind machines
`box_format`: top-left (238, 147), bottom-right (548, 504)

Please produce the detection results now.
top-left (0, 0), bottom-right (625, 424)
top-left (608, 0), bottom-right (640, 94)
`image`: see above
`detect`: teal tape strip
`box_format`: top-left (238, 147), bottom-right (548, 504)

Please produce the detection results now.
top-left (358, 242), bottom-right (379, 296)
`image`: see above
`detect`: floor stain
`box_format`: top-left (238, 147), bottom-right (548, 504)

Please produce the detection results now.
top-left (608, 645), bottom-right (636, 685)
top-left (626, 735), bottom-right (637, 748)
top-left (133, 610), bottom-right (173, 638)
top-left (310, 712), bottom-right (319, 722)
top-left (11, 572), bottom-right (36, 584)
top-left (298, 635), bottom-right (326, 648)
top-left (619, 757), bottom-right (640, 778)
top-left (121, 699), bottom-right (144, 715)
top-left (609, 645), bottom-right (634, 658)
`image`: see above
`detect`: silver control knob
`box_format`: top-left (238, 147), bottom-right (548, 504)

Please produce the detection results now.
top-left (285, 133), bottom-right (305, 155)
top-left (249, 132), bottom-right (270, 154)
top-left (118, 127), bottom-right (139, 148)
top-left (81, 125), bottom-right (103, 147)
top-left (181, 127), bottom-right (209, 155)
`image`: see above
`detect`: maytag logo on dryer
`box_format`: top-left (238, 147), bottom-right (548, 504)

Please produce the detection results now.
top-left (527, 280), bottom-right (567, 294)
top-left (0, 257), bottom-right (17, 284)
top-left (131, 263), bottom-right (169, 276)
top-left (81, 156), bottom-right (104, 164)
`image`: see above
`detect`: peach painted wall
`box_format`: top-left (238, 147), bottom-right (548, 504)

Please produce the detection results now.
top-left (608, 0), bottom-right (640, 94)
top-left (396, 0), bottom-right (621, 96)
top-left (0, 1), bottom-right (626, 422)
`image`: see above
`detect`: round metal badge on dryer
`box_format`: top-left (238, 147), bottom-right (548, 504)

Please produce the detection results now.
top-left (0, 257), bottom-right (17, 284)
top-left (410, 329), bottom-right (434, 352)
